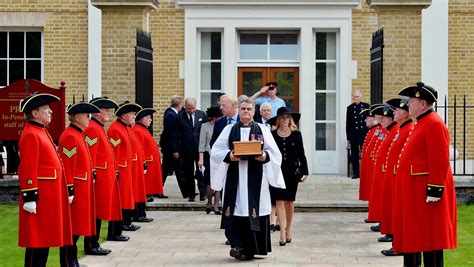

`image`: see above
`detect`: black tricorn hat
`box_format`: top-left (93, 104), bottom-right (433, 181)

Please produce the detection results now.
top-left (369, 103), bottom-right (384, 115)
top-left (206, 105), bottom-right (223, 118)
top-left (19, 92), bottom-right (60, 113)
top-left (266, 81), bottom-right (278, 89)
top-left (359, 108), bottom-right (372, 119)
top-left (135, 108), bottom-right (156, 121)
top-left (267, 106), bottom-right (301, 126)
top-left (114, 101), bottom-right (142, 116)
top-left (386, 98), bottom-right (409, 112)
top-left (67, 102), bottom-right (100, 115)
top-left (381, 103), bottom-right (395, 118)
top-left (398, 82), bottom-right (438, 103)
top-left (89, 97), bottom-right (119, 109)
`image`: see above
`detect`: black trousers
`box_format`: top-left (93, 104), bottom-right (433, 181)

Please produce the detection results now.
top-left (24, 247), bottom-right (49, 267)
top-left (60, 235), bottom-right (80, 267)
top-left (224, 215), bottom-right (271, 257)
top-left (349, 140), bottom-right (362, 177)
top-left (181, 155), bottom-right (206, 199)
top-left (122, 209), bottom-right (134, 226)
top-left (134, 202), bottom-right (147, 219)
top-left (403, 250), bottom-right (443, 267)
top-left (84, 219), bottom-right (102, 252)
top-left (107, 220), bottom-right (123, 238)
top-left (161, 152), bottom-right (187, 197)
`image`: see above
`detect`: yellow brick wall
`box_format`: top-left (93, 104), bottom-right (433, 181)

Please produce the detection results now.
top-left (149, 3), bottom-right (184, 139)
top-left (0, 1), bottom-right (89, 106)
top-left (448, 0), bottom-right (474, 162)
top-left (352, 3), bottom-right (423, 104)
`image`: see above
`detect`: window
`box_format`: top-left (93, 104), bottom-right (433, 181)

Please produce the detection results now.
top-left (239, 33), bottom-right (298, 61)
top-left (200, 32), bottom-right (222, 109)
top-left (315, 32), bottom-right (337, 151)
top-left (0, 31), bottom-right (43, 86)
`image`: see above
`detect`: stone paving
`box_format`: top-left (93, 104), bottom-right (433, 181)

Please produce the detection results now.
top-left (81, 176), bottom-right (403, 266)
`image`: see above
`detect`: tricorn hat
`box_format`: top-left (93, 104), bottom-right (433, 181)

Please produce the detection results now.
top-left (19, 92), bottom-right (60, 113)
top-left (398, 82), bottom-right (438, 103)
top-left (381, 104), bottom-right (395, 118)
top-left (89, 97), bottom-right (119, 109)
top-left (67, 102), bottom-right (100, 115)
top-left (386, 98), bottom-right (409, 112)
top-left (114, 101), bottom-right (142, 116)
top-left (206, 105), bottom-right (223, 118)
top-left (369, 103), bottom-right (385, 116)
top-left (135, 108), bottom-right (156, 121)
top-left (267, 106), bottom-right (301, 126)
top-left (359, 108), bottom-right (372, 119)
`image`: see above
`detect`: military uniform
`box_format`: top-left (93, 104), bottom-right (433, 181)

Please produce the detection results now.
top-left (18, 93), bottom-right (72, 267)
top-left (59, 102), bottom-right (100, 266)
top-left (108, 102), bottom-right (142, 231)
top-left (346, 101), bottom-right (370, 178)
top-left (394, 83), bottom-right (457, 266)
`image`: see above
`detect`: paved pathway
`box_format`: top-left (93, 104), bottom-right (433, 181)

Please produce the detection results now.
top-left (81, 176), bottom-right (403, 266)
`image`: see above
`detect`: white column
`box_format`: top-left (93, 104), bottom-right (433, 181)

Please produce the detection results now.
top-left (87, 0), bottom-right (102, 99)
top-left (223, 26), bottom-right (237, 95)
top-left (184, 20), bottom-right (197, 100)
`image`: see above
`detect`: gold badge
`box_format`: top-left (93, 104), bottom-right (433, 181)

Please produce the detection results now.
top-left (62, 146), bottom-right (77, 158)
top-left (252, 208), bottom-right (257, 219)
top-left (110, 138), bottom-right (121, 147)
top-left (415, 91), bottom-right (420, 98)
top-left (225, 207), bottom-right (231, 217)
top-left (27, 178), bottom-right (33, 185)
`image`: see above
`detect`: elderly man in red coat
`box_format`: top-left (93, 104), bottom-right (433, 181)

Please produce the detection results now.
top-left (108, 101), bottom-right (142, 232)
top-left (59, 101), bottom-right (100, 267)
top-left (83, 97), bottom-right (125, 255)
top-left (394, 82), bottom-right (457, 267)
top-left (133, 108), bottom-right (164, 203)
top-left (18, 93), bottom-right (72, 267)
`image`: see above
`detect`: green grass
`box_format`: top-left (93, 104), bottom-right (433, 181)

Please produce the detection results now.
top-left (445, 204), bottom-right (474, 266)
top-left (0, 204), bottom-right (108, 267)
top-left (1, 204), bottom-right (473, 266)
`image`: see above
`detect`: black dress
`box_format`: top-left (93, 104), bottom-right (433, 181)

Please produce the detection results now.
top-left (270, 130), bottom-right (309, 201)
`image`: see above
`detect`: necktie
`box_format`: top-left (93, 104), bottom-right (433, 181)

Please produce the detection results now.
top-left (227, 117), bottom-right (233, 125)
top-left (189, 114), bottom-right (194, 127)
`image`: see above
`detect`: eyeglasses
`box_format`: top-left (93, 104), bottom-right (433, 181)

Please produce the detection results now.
top-left (240, 107), bottom-right (253, 111)
top-left (268, 87), bottom-right (276, 90)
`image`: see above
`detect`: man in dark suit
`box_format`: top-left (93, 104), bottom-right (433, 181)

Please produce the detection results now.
top-left (160, 96), bottom-right (187, 198)
top-left (210, 94), bottom-right (239, 148)
top-left (172, 97), bottom-right (208, 202)
top-left (346, 90), bottom-right (370, 179)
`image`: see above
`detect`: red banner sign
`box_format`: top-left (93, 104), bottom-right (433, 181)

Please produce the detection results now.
top-left (0, 79), bottom-right (66, 141)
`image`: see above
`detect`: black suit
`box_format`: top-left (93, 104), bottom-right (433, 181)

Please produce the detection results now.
top-left (172, 109), bottom-right (208, 199)
top-left (346, 102), bottom-right (370, 177)
top-left (210, 114), bottom-right (239, 148)
top-left (160, 107), bottom-right (187, 197)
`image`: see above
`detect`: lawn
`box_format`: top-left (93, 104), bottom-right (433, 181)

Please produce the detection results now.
top-left (0, 204), bottom-right (108, 267)
top-left (0, 204), bottom-right (473, 266)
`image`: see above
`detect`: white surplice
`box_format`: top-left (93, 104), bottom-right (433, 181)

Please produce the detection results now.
top-left (210, 122), bottom-right (285, 217)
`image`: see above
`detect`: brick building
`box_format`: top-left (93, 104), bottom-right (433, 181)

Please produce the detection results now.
top-left (1, 0), bottom-right (471, 174)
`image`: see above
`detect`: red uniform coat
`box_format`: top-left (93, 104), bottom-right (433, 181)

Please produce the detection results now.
top-left (367, 123), bottom-right (399, 222)
top-left (130, 128), bottom-right (147, 203)
top-left (84, 118), bottom-right (122, 221)
top-left (107, 119), bottom-right (135, 209)
top-left (132, 123), bottom-right (164, 195)
top-left (380, 120), bottom-right (414, 235)
top-left (359, 125), bottom-right (383, 200)
top-left (393, 111), bottom-right (457, 253)
top-left (59, 124), bottom-right (96, 236)
top-left (18, 121), bottom-right (72, 248)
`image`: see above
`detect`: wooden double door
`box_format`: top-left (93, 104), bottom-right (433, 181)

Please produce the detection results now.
top-left (238, 67), bottom-right (299, 112)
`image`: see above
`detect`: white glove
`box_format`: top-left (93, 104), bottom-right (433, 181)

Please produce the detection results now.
top-left (426, 196), bottom-right (441, 203)
top-left (69, 195), bottom-right (74, 204)
top-left (23, 201), bottom-right (37, 214)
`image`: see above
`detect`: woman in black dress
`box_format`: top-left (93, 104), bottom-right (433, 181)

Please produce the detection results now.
top-left (267, 107), bottom-right (309, 246)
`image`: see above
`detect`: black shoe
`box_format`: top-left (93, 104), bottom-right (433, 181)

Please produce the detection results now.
top-left (225, 240), bottom-right (230, 245)
top-left (370, 224), bottom-right (381, 232)
top-left (106, 234), bottom-right (129, 241)
top-left (352, 175), bottom-right (360, 179)
top-left (286, 238), bottom-right (292, 243)
top-left (236, 254), bottom-right (254, 261)
top-left (122, 224), bottom-right (141, 231)
top-left (381, 247), bottom-right (401, 256)
top-left (71, 259), bottom-right (80, 267)
top-left (188, 197), bottom-right (195, 202)
top-left (205, 207), bottom-right (212, 214)
top-left (364, 219), bottom-right (377, 223)
top-left (200, 195), bottom-right (207, 201)
top-left (85, 247), bottom-right (111, 256)
top-left (213, 209), bottom-right (222, 215)
top-left (274, 224), bottom-right (281, 231)
top-left (229, 247), bottom-right (243, 258)
top-left (378, 235), bottom-right (393, 242)
top-left (156, 194), bottom-right (169, 199)
top-left (133, 217), bottom-right (153, 223)
top-left (146, 196), bottom-right (154, 202)
top-left (279, 240), bottom-right (286, 246)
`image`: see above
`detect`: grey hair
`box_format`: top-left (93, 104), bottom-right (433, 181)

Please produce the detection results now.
top-left (238, 98), bottom-right (255, 109)
top-left (170, 96), bottom-right (182, 108)
top-left (259, 102), bottom-right (272, 113)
